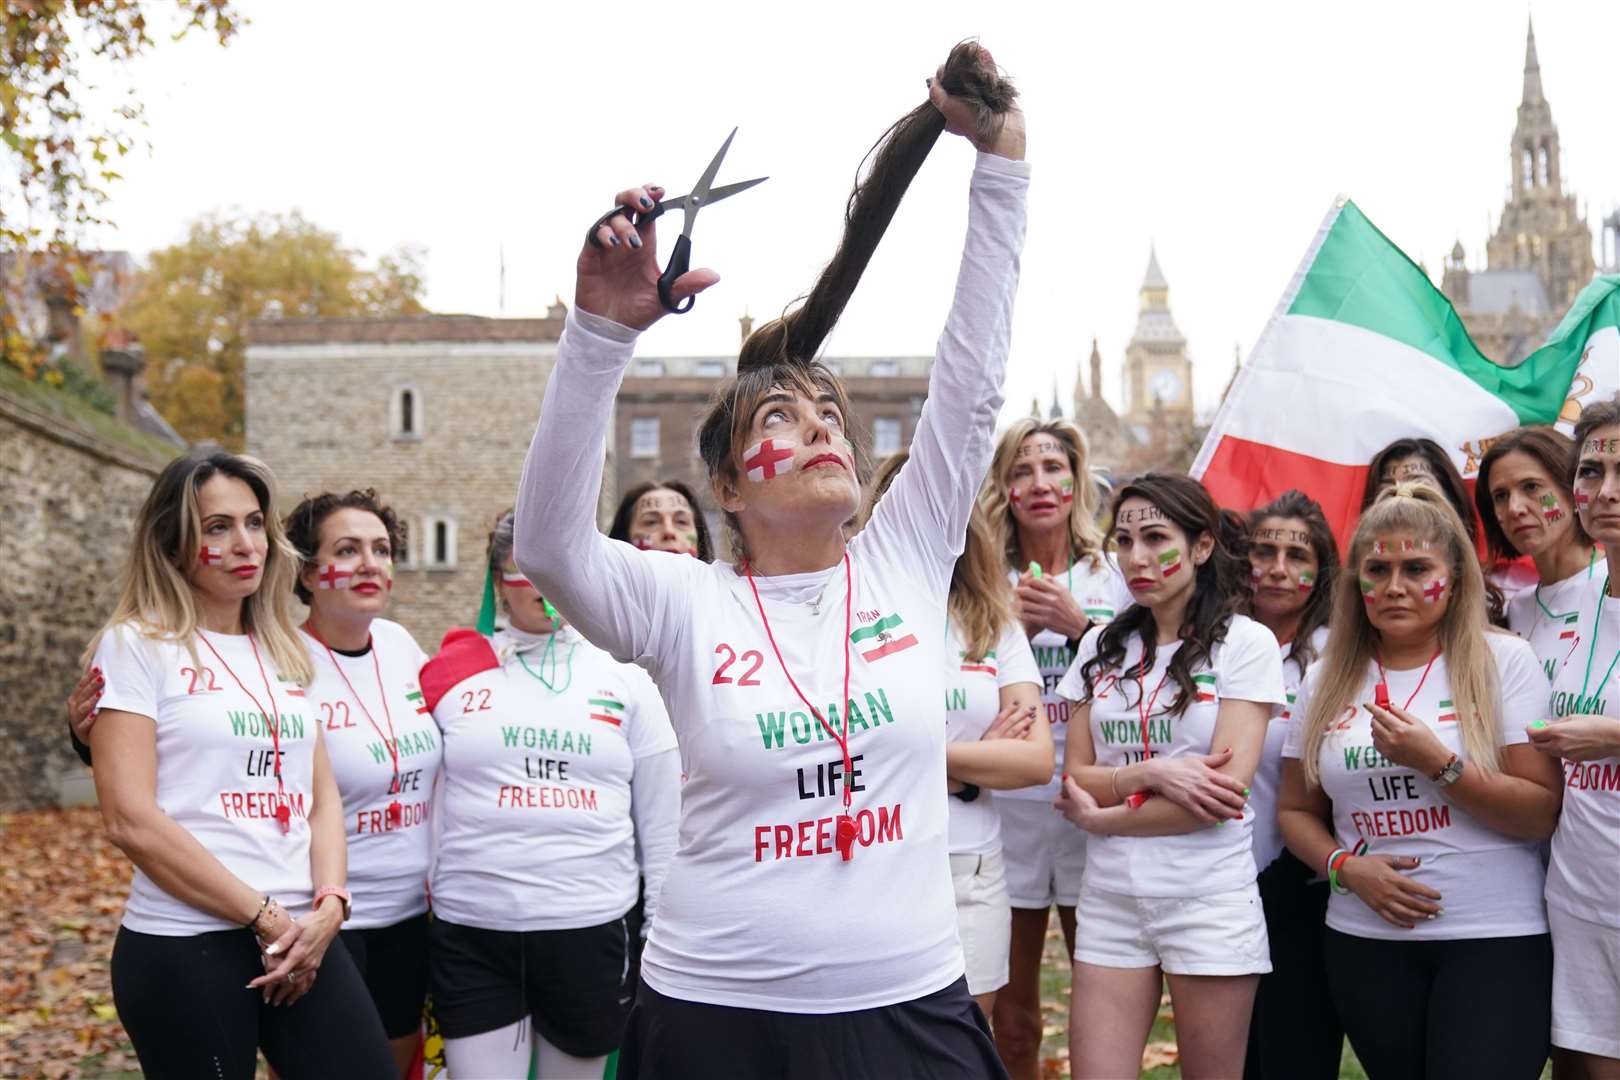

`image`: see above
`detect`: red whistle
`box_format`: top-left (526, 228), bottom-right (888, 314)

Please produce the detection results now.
top-left (1374, 683), bottom-right (1390, 709)
top-left (1125, 791), bottom-right (1154, 809)
top-left (273, 803), bottom-right (291, 834)
top-left (386, 801), bottom-right (403, 827)
top-left (835, 814), bottom-right (856, 861)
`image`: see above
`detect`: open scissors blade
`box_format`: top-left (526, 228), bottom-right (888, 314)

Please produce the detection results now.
top-left (660, 176), bottom-right (769, 226)
top-left (677, 127), bottom-right (739, 237)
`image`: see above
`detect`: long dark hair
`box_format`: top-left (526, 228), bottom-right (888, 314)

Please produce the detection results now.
top-left (1363, 436), bottom-right (1505, 624)
top-left (1473, 426), bottom-right (1593, 562)
top-left (1079, 473), bottom-right (1242, 717)
top-left (696, 42), bottom-right (1017, 564)
top-left (607, 480), bottom-right (715, 562)
top-left (1246, 489), bottom-right (1340, 671)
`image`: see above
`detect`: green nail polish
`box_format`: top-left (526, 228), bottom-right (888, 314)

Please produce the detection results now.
top-left (1531, 720), bottom-right (1548, 729)
top-left (1028, 561), bottom-right (1042, 579)
top-left (1242, 787), bottom-right (1251, 797)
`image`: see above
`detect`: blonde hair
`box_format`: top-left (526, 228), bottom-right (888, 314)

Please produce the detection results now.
top-left (84, 451), bottom-right (312, 686)
top-left (1300, 483), bottom-right (1501, 786)
top-left (983, 418), bottom-right (1106, 575)
top-left (864, 451), bottom-right (1013, 659)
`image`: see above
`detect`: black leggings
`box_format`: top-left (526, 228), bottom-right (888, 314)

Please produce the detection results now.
top-left (1324, 928), bottom-right (1551, 1080)
top-left (1245, 852), bottom-right (1343, 1079)
top-left (111, 925), bottom-right (396, 1080)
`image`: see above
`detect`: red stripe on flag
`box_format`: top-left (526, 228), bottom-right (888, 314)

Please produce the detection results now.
top-left (590, 712), bottom-right (622, 726)
top-left (959, 663), bottom-right (996, 675)
top-left (861, 634), bottom-right (919, 662)
top-left (1198, 436), bottom-right (1370, 551)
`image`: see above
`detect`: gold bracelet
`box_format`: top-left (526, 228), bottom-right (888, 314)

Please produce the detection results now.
top-left (247, 894), bottom-right (271, 931)
top-left (1110, 767), bottom-right (1123, 801)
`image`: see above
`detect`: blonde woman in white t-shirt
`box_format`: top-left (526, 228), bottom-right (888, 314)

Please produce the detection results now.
top-left (1054, 472), bottom-right (1284, 1080)
top-left (979, 417), bottom-right (1124, 1079)
top-left (85, 451), bottom-right (393, 1079)
top-left (867, 452), bottom-right (1050, 1018)
top-left (515, 44), bottom-right (1026, 1079)
top-left (1278, 483), bottom-right (1563, 1079)
top-left (1538, 399), bottom-right (1620, 1073)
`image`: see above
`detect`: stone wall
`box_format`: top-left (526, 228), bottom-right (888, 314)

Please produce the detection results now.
top-left (245, 336), bottom-right (561, 650)
top-left (0, 390), bottom-right (171, 811)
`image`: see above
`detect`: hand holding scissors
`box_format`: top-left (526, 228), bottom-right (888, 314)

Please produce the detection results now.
top-left (580, 129), bottom-right (766, 324)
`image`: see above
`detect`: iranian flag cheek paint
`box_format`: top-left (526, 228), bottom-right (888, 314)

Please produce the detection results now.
top-left (1059, 476), bottom-right (1075, 504)
top-left (1360, 578), bottom-right (1377, 605)
top-left (1157, 548), bottom-right (1183, 577)
top-left (1297, 569), bottom-right (1316, 593)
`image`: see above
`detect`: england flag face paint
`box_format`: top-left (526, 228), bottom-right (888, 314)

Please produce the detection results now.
top-left (317, 563), bottom-right (355, 590)
top-left (199, 546), bottom-right (223, 566)
top-left (743, 438), bottom-right (796, 483)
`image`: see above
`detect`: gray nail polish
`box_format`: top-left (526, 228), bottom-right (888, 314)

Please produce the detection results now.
top-left (609, 235), bottom-right (620, 247)
top-left (639, 197), bottom-right (653, 208)
top-left (628, 233), bottom-right (642, 249)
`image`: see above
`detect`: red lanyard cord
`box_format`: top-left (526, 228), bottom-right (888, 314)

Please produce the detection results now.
top-left (1373, 646), bottom-right (1442, 712)
top-left (198, 631), bottom-right (291, 833)
top-left (1120, 648), bottom-right (1174, 809)
top-left (311, 630), bottom-right (405, 825)
top-left (744, 553), bottom-right (857, 859)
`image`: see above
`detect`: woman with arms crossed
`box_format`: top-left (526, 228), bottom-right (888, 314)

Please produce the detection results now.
top-left (1053, 473), bottom-right (1284, 1080)
top-left (86, 451), bottom-right (393, 1078)
top-left (1278, 483), bottom-right (1562, 1079)
top-left (867, 451), bottom-right (1050, 1018)
top-left (1237, 490), bottom-right (1343, 1080)
top-left (979, 418), bottom-right (1125, 1079)
top-left (1537, 399), bottom-right (1620, 1077)
top-left (514, 44), bottom-right (1026, 1077)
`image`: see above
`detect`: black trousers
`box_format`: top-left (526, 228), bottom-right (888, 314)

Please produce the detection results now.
top-left (1325, 927), bottom-right (1551, 1079)
top-left (617, 975), bottom-right (1007, 1080)
top-left (340, 911), bottom-right (430, 1039)
top-left (1244, 852), bottom-right (1343, 1079)
top-left (111, 925), bottom-right (395, 1080)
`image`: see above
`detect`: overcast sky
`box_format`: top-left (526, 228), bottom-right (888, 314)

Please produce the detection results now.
top-left (92, 0), bottom-right (1619, 424)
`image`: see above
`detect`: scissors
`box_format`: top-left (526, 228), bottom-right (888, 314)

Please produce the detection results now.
top-left (587, 127), bottom-right (767, 314)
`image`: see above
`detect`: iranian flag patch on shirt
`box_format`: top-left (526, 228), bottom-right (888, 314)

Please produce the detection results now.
top-left (850, 613), bottom-right (919, 662)
top-left (1193, 672), bottom-right (1217, 702)
top-left (588, 692), bottom-right (625, 726)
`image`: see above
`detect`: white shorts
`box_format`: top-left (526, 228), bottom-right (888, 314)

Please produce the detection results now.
top-left (1073, 882), bottom-right (1272, 976)
top-left (950, 849), bottom-right (1011, 996)
top-left (1550, 905), bottom-right (1620, 1059)
top-left (995, 795), bottom-right (1087, 909)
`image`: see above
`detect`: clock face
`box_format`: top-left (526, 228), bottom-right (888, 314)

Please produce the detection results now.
top-left (1149, 368), bottom-right (1183, 404)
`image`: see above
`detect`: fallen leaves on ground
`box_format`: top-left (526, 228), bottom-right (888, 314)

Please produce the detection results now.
top-left (0, 808), bottom-right (136, 1078)
top-left (1142, 1042), bottom-right (1181, 1069)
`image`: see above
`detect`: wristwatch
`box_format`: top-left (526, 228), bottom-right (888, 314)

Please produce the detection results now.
top-left (1431, 754), bottom-right (1464, 787)
top-left (313, 886), bottom-right (352, 922)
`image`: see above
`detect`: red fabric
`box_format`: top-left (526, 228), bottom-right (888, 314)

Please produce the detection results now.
top-left (419, 627), bottom-right (498, 713)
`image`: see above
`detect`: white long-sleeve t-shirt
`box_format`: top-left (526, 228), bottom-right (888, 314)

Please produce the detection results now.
top-left (514, 151), bottom-right (1029, 1012)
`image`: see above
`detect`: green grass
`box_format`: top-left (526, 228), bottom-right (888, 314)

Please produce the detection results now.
top-left (0, 361), bottom-right (179, 465)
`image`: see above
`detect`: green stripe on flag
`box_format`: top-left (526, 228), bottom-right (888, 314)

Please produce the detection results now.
top-left (1290, 202), bottom-right (1620, 424)
top-left (850, 613), bottom-right (903, 644)
top-left (588, 696), bottom-right (623, 713)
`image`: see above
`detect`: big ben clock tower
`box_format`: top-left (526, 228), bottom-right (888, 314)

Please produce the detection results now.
top-left (1122, 246), bottom-right (1195, 427)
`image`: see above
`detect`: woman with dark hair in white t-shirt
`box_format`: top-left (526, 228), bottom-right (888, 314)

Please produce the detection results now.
top-left (1054, 472), bottom-right (1284, 1079)
top-left (85, 451), bottom-right (393, 1079)
top-left (1537, 400), bottom-right (1620, 1073)
top-left (514, 44), bottom-right (1026, 1078)
top-left (416, 510), bottom-right (680, 1079)
top-left (1278, 482), bottom-right (1563, 1079)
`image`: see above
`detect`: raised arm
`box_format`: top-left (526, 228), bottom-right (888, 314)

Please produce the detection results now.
top-left (860, 149), bottom-right (1029, 586)
top-left (513, 184), bottom-right (717, 664)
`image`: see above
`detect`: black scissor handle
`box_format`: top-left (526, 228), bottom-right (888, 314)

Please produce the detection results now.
top-left (585, 200), bottom-right (666, 248)
top-left (658, 234), bottom-right (694, 314)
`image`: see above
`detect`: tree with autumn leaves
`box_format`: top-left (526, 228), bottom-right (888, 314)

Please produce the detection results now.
top-left (124, 210), bottom-right (427, 447)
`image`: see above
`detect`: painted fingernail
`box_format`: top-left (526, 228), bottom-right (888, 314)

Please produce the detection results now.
top-left (1531, 720), bottom-right (1548, 729)
top-left (265, 944), bottom-right (281, 956)
top-left (639, 196), bottom-right (652, 208)
top-left (608, 235), bottom-right (620, 247)
top-left (1242, 787), bottom-right (1251, 796)
top-left (1217, 819), bottom-right (1228, 827)
top-left (628, 233), bottom-right (642, 249)
top-left (1061, 773), bottom-right (1069, 782)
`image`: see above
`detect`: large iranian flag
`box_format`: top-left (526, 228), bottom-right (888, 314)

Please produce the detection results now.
top-left (1193, 197), bottom-right (1620, 547)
